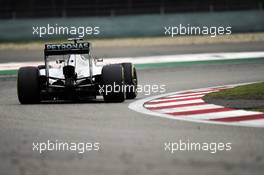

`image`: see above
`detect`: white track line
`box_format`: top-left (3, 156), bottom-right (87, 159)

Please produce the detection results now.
top-left (239, 119), bottom-right (264, 126)
top-left (1, 52), bottom-right (264, 71)
top-left (183, 110), bottom-right (262, 120)
top-left (153, 104), bottom-right (223, 113)
top-left (164, 91), bottom-right (217, 98)
top-left (144, 99), bottom-right (204, 108)
top-left (150, 94), bottom-right (206, 102)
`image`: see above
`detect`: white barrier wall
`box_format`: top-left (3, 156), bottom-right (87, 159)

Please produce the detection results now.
top-left (0, 10), bottom-right (263, 41)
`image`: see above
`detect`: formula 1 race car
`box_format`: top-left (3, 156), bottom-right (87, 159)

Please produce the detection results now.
top-left (17, 38), bottom-right (137, 104)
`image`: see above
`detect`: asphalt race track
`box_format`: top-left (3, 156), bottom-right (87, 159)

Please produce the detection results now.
top-left (1, 43), bottom-right (264, 175)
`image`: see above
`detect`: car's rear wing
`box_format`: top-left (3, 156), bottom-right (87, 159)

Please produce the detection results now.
top-left (44, 42), bottom-right (90, 56)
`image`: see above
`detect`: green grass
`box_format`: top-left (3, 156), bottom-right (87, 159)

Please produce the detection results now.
top-left (249, 108), bottom-right (264, 112)
top-left (205, 82), bottom-right (264, 100)
top-left (135, 57), bottom-right (264, 69)
top-left (204, 82), bottom-right (264, 112)
top-left (0, 70), bottom-right (17, 75)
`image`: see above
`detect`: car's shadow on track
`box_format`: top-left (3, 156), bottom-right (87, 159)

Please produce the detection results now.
top-left (40, 99), bottom-right (107, 104)
top-left (10, 98), bottom-right (135, 105)
top-left (24, 98), bottom-right (134, 105)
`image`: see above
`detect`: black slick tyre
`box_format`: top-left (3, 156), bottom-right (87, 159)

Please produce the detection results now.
top-left (101, 64), bottom-right (125, 102)
top-left (121, 63), bottom-right (137, 99)
top-left (17, 67), bottom-right (40, 104)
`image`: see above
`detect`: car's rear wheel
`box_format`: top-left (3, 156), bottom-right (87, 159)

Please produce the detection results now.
top-left (102, 64), bottom-right (125, 102)
top-left (122, 63), bottom-right (138, 99)
top-left (17, 67), bottom-right (40, 104)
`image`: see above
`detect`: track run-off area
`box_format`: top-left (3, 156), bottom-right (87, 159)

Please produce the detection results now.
top-left (1, 44), bottom-right (264, 175)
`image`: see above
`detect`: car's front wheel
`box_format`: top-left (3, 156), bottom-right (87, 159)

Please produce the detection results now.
top-left (17, 67), bottom-right (40, 104)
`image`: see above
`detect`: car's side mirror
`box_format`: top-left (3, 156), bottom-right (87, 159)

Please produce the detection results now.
top-left (96, 57), bottom-right (103, 62)
top-left (56, 59), bottom-right (65, 64)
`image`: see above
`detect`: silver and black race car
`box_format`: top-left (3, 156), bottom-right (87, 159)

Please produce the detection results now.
top-left (17, 38), bottom-right (137, 104)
